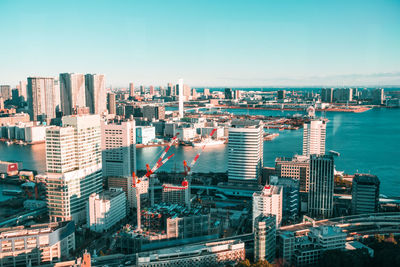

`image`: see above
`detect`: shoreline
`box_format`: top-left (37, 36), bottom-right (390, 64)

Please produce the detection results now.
top-left (215, 105), bottom-right (372, 113)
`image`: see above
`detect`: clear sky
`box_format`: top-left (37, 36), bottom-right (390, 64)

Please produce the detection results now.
top-left (1, 0), bottom-right (400, 87)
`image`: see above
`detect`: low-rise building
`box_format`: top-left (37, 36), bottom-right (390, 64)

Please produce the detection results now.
top-left (136, 126), bottom-right (156, 145)
top-left (0, 221), bottom-right (75, 267)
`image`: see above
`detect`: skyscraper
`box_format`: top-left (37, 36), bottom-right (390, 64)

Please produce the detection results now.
top-left (107, 92), bottom-right (116, 115)
top-left (45, 114), bottom-right (102, 223)
top-left (253, 185), bottom-right (282, 228)
top-left (0, 85), bottom-right (11, 101)
top-left (85, 74), bottom-right (106, 115)
top-left (351, 174), bottom-right (380, 215)
top-left (59, 73), bottom-right (86, 116)
top-left (18, 80), bottom-right (27, 101)
top-left (321, 88), bottom-right (333, 103)
top-left (277, 90), bottom-right (286, 100)
top-left (308, 155), bottom-right (334, 219)
top-left (303, 120), bottom-right (326, 156)
top-left (228, 120), bottom-right (263, 183)
top-left (372, 88), bottom-right (385, 105)
top-left (224, 88), bottom-right (233, 99)
top-left (254, 215), bottom-right (276, 264)
top-left (149, 85), bottom-right (154, 95)
top-left (140, 85), bottom-right (145, 95)
top-left (178, 79), bottom-right (184, 118)
top-left (129, 82), bottom-right (135, 97)
top-left (27, 77), bottom-right (57, 122)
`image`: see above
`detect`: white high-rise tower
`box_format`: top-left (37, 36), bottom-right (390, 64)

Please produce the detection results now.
top-left (178, 78), bottom-right (184, 118)
top-left (303, 119), bottom-right (326, 156)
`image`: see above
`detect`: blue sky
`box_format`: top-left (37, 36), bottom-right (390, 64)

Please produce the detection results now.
top-left (0, 0), bottom-right (399, 87)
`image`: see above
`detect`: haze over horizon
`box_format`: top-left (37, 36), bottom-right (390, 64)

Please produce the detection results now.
top-left (1, 0), bottom-right (399, 87)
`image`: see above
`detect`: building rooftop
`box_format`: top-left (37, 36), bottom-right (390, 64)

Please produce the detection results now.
top-left (0, 221), bottom-right (74, 239)
top-left (353, 174), bottom-right (380, 185)
top-left (230, 119), bottom-right (262, 128)
top-left (142, 203), bottom-right (208, 219)
top-left (309, 226), bottom-right (346, 238)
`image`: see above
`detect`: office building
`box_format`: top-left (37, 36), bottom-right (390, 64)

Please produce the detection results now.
top-left (45, 115), bottom-right (102, 223)
top-left (0, 97), bottom-right (4, 110)
top-left (253, 185), bottom-right (282, 228)
top-left (87, 188), bottom-right (127, 233)
top-left (254, 215), bottom-right (276, 264)
top-left (18, 80), bottom-right (27, 101)
top-left (178, 79), bottom-right (184, 118)
top-left (136, 126), bottom-right (155, 145)
top-left (321, 88), bottom-right (334, 103)
top-left (270, 177), bottom-right (300, 222)
top-left (224, 88), bottom-right (233, 99)
top-left (277, 90), bottom-right (286, 100)
top-left (351, 174), bottom-right (380, 215)
top-left (101, 119), bottom-right (136, 177)
top-left (333, 88), bottom-right (353, 102)
top-left (27, 77), bottom-right (57, 122)
top-left (275, 155), bottom-right (310, 192)
top-left (0, 85), bottom-right (11, 101)
top-left (85, 74), bottom-right (106, 115)
top-left (142, 105), bottom-right (165, 121)
top-left (140, 85), bottom-right (145, 95)
top-left (308, 155), bottom-right (334, 219)
top-left (203, 88), bottom-right (210, 97)
top-left (137, 240), bottom-right (245, 267)
top-left (129, 82), bottom-right (135, 97)
top-left (167, 83), bottom-right (174, 96)
top-left (303, 119), bottom-right (326, 156)
top-left (59, 73), bottom-right (86, 116)
top-left (228, 119), bottom-right (263, 183)
top-left (107, 92), bottom-right (116, 114)
top-left (372, 88), bottom-right (385, 105)
top-left (149, 85), bottom-right (154, 95)
top-left (234, 90), bottom-right (241, 100)
top-left (162, 182), bottom-right (190, 207)
top-left (0, 221), bottom-right (75, 267)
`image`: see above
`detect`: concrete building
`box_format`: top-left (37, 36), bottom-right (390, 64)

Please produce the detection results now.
top-left (224, 88), bottom-right (233, 99)
top-left (0, 85), bottom-right (11, 101)
top-left (254, 215), bottom-right (276, 264)
top-left (178, 79), bottom-right (184, 118)
top-left (333, 88), bottom-right (353, 102)
top-left (277, 90), bottom-right (286, 100)
top-left (275, 155), bottom-right (310, 193)
top-left (303, 119), bottom-right (326, 156)
top-left (142, 105), bottom-right (165, 121)
top-left (87, 188), bottom-right (127, 233)
top-left (372, 88), bottom-right (385, 105)
top-left (228, 120), bottom-right (263, 183)
top-left (320, 88), bottom-right (334, 103)
top-left (137, 240), bottom-right (245, 267)
top-left (27, 77), bottom-right (57, 123)
top-left (136, 126), bottom-right (156, 145)
top-left (351, 174), bottom-right (380, 215)
top-left (18, 80), bottom-right (27, 101)
top-left (270, 177), bottom-right (300, 222)
top-left (85, 74), bottom-right (106, 115)
top-left (45, 115), bottom-right (102, 223)
top-left (253, 185), bottom-right (282, 228)
top-left (162, 182), bottom-right (190, 206)
top-left (129, 82), bottom-right (135, 97)
top-left (308, 155), bottom-right (334, 219)
top-left (0, 221), bottom-right (75, 267)
top-left (107, 92), bottom-right (116, 114)
top-left (101, 119), bottom-right (136, 178)
top-left (176, 127), bottom-right (196, 141)
top-left (59, 73), bottom-right (86, 116)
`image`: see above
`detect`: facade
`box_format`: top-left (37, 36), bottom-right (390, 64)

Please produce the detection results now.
top-left (87, 188), bottom-right (127, 233)
top-left (0, 221), bottom-right (75, 267)
top-left (308, 155), bottom-right (334, 219)
top-left (333, 88), bottom-right (353, 102)
top-left (45, 115), bottom-right (102, 223)
top-left (27, 77), bottom-right (57, 122)
top-left (162, 182), bottom-right (190, 206)
top-left (129, 82), bottom-right (135, 97)
top-left (137, 240), bottom-right (244, 267)
top-left (59, 73), bottom-right (86, 116)
top-left (228, 119), bottom-right (263, 183)
top-left (253, 185), bottom-right (282, 228)
top-left (303, 119), bottom-right (326, 156)
top-left (275, 155), bottom-right (310, 192)
top-left (85, 74), bottom-right (106, 115)
top-left (0, 85), bottom-right (11, 100)
top-left (142, 105), bottom-right (165, 121)
top-left (351, 174), bottom-right (380, 215)
top-left (277, 90), bottom-right (286, 100)
top-left (320, 88), bottom-right (334, 103)
top-left (224, 88), bottom-right (233, 99)
top-left (271, 177), bottom-right (300, 222)
top-left (136, 126), bottom-right (156, 145)
top-left (254, 215), bottom-right (276, 264)
top-left (372, 88), bottom-right (385, 105)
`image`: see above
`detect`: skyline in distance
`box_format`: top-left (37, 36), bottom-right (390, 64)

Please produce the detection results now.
top-left (1, 0), bottom-right (400, 87)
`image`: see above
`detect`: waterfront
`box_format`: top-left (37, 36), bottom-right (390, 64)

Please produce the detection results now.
top-left (0, 107), bottom-right (399, 196)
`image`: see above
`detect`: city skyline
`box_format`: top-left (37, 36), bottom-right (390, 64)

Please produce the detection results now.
top-left (0, 0), bottom-right (400, 87)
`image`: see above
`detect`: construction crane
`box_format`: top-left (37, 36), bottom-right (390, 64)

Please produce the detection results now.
top-left (131, 133), bottom-right (179, 232)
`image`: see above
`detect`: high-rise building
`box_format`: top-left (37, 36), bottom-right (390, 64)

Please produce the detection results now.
top-left (254, 215), bottom-right (276, 264)
top-left (101, 119), bottom-right (136, 177)
top-left (167, 83), bottom-right (174, 96)
top-left (0, 85), bottom-right (11, 101)
top-left (203, 88), bottom-right (210, 97)
top-left (178, 79), bottom-right (184, 118)
top-left (234, 90), bottom-right (241, 100)
top-left (253, 185), bottom-right (282, 228)
top-left (224, 88), bottom-right (233, 99)
top-left (351, 174), bottom-right (380, 215)
top-left (18, 80), bottom-right (27, 101)
top-left (270, 177), bottom-right (300, 222)
top-left (142, 105), bottom-right (165, 121)
top-left (275, 155), bottom-right (310, 192)
top-left (59, 73), bottom-right (86, 116)
top-left (320, 88), bottom-right (334, 103)
top-left (140, 85), bottom-right (145, 95)
top-left (149, 85), bottom-right (155, 95)
top-left (45, 115), bottom-right (102, 223)
top-left (308, 155), bottom-right (334, 219)
top-left (85, 74), bottom-right (106, 115)
top-left (0, 97), bottom-right (4, 110)
top-left (27, 77), bottom-right (57, 123)
top-left (129, 82), bottom-right (135, 97)
top-left (228, 120), bottom-right (263, 183)
top-left (107, 92), bottom-right (116, 114)
top-left (162, 182), bottom-right (190, 207)
top-left (303, 120), bottom-right (326, 156)
top-left (87, 188), bottom-right (127, 233)
top-left (277, 90), bottom-right (286, 100)
top-left (372, 88), bottom-right (385, 105)
top-left (333, 88), bottom-right (353, 102)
